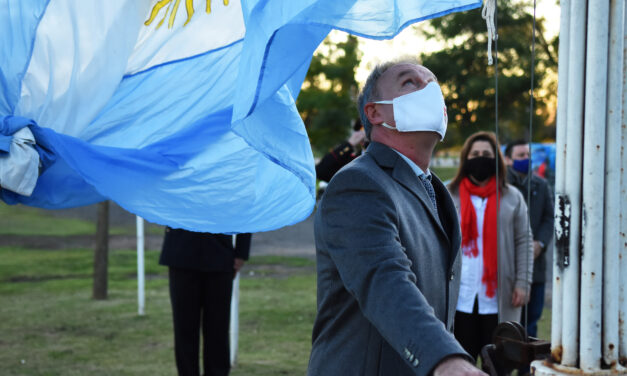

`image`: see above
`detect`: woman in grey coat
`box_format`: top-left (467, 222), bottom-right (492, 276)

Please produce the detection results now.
top-left (447, 131), bottom-right (533, 360)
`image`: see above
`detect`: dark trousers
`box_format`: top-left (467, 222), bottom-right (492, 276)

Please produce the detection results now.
top-left (521, 282), bottom-right (545, 338)
top-left (168, 267), bottom-right (234, 376)
top-left (454, 299), bottom-right (498, 361)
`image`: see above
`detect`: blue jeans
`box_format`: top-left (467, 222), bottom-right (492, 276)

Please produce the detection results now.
top-left (521, 282), bottom-right (545, 338)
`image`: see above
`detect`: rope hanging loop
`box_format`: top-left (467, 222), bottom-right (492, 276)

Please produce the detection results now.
top-left (482, 0), bottom-right (497, 65)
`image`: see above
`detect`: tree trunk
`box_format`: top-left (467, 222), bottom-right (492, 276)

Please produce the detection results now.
top-left (93, 201), bottom-right (109, 300)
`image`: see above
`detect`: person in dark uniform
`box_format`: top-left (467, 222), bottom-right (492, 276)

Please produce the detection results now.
top-left (160, 228), bottom-right (252, 376)
top-left (504, 140), bottom-right (554, 338)
top-left (315, 119), bottom-right (367, 183)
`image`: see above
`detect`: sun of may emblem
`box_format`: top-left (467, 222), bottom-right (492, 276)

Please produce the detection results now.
top-left (145, 0), bottom-right (230, 29)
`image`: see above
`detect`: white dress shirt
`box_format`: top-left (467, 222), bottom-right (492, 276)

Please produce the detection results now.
top-left (456, 195), bottom-right (498, 314)
top-left (392, 149), bottom-right (429, 178)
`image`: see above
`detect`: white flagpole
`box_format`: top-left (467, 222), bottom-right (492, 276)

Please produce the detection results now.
top-left (534, 0), bottom-right (627, 374)
top-left (230, 235), bottom-right (239, 365)
top-left (579, 0), bottom-right (610, 369)
top-left (136, 216), bottom-right (145, 316)
top-left (551, 0), bottom-right (570, 358)
top-left (602, 0), bottom-right (624, 366)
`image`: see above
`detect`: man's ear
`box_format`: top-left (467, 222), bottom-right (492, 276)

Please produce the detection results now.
top-left (364, 102), bottom-right (383, 126)
top-left (504, 156), bottom-right (513, 166)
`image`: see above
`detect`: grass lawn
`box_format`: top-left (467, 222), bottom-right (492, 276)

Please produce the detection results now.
top-left (0, 245), bottom-right (552, 375)
top-left (0, 203), bottom-right (97, 236)
top-left (0, 202), bottom-right (164, 236)
top-left (0, 248), bottom-right (316, 376)
top-left (431, 166), bottom-right (458, 182)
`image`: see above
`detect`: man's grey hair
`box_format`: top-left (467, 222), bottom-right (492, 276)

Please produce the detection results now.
top-left (357, 57), bottom-right (421, 139)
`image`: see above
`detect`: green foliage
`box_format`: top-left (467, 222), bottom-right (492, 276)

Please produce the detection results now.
top-left (421, 1), bottom-right (558, 146)
top-left (298, 34), bottom-right (361, 155)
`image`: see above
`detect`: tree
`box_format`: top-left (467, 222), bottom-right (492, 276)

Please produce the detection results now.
top-left (420, 1), bottom-right (558, 147)
top-left (93, 201), bottom-right (109, 300)
top-left (297, 34), bottom-right (361, 156)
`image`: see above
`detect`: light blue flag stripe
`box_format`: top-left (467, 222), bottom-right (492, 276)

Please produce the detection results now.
top-left (0, 0), bottom-right (50, 114)
top-left (233, 0), bottom-right (484, 123)
top-left (1, 0), bottom-right (482, 233)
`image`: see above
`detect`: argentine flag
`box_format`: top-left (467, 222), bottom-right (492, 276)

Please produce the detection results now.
top-left (0, 0), bottom-right (481, 233)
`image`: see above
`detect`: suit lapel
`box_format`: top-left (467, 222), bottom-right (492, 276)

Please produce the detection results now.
top-left (431, 174), bottom-right (461, 254)
top-left (367, 142), bottom-right (448, 241)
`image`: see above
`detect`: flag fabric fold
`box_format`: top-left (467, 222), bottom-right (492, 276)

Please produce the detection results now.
top-left (0, 0), bottom-right (481, 233)
top-left (0, 116), bottom-right (39, 196)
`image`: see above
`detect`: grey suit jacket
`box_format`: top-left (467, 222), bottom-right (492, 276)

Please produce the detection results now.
top-left (308, 142), bottom-right (469, 376)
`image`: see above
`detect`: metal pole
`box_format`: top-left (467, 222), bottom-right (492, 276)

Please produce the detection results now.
top-left (580, 0), bottom-right (610, 370)
top-left (620, 1), bottom-right (627, 361)
top-left (536, 2), bottom-right (627, 374)
top-left (604, 0), bottom-right (625, 367)
top-left (561, 0), bottom-right (587, 367)
top-left (136, 216), bottom-right (145, 316)
top-left (552, 0), bottom-right (571, 360)
top-left (230, 272), bottom-right (240, 366)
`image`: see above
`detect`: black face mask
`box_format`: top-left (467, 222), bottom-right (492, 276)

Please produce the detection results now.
top-left (464, 156), bottom-right (496, 182)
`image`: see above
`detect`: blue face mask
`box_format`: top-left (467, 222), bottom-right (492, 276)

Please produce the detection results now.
top-left (512, 158), bottom-right (530, 174)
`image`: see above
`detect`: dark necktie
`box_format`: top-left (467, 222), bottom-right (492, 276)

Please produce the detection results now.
top-left (420, 174), bottom-right (438, 215)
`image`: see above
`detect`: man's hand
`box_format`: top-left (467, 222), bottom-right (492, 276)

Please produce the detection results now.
top-left (511, 287), bottom-right (529, 307)
top-left (433, 357), bottom-right (487, 376)
top-left (347, 129), bottom-right (366, 147)
top-left (533, 241), bottom-right (543, 259)
top-left (233, 258), bottom-right (245, 278)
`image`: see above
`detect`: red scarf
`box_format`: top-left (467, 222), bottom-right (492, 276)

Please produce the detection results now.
top-left (459, 177), bottom-right (499, 298)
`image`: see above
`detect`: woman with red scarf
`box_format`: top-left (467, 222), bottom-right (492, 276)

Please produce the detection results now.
top-left (447, 131), bottom-right (533, 360)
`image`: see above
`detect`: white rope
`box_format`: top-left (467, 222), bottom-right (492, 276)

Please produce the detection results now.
top-left (482, 0), bottom-right (497, 65)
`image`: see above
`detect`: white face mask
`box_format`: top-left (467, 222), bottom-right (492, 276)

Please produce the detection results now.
top-left (374, 81), bottom-right (448, 140)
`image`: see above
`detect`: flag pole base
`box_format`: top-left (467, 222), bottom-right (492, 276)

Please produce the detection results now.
top-left (531, 360), bottom-right (627, 375)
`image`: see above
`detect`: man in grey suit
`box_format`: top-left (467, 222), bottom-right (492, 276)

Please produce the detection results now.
top-left (307, 60), bottom-right (486, 376)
